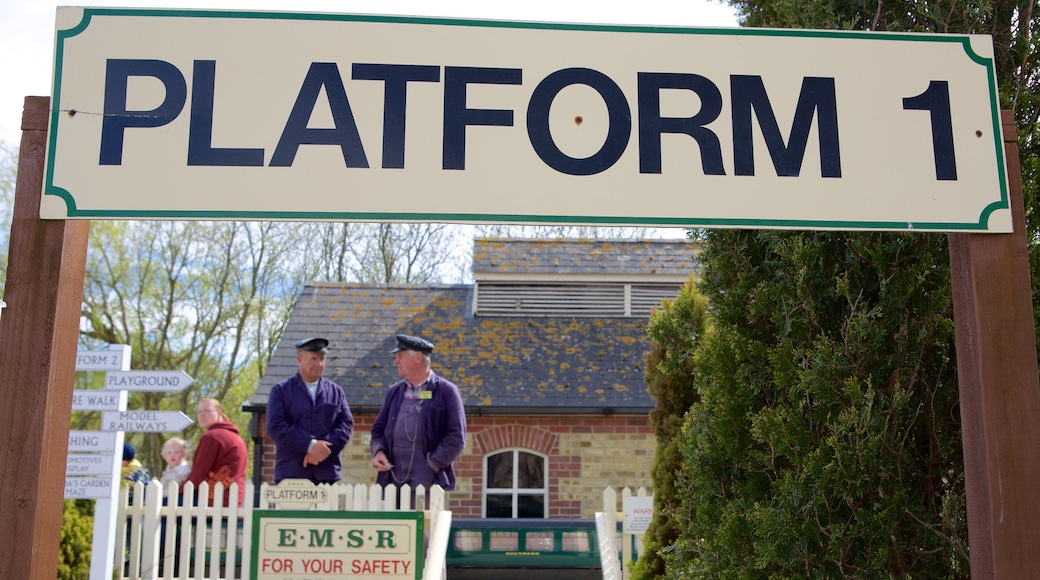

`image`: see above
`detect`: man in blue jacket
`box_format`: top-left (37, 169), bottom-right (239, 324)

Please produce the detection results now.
top-left (371, 334), bottom-right (466, 505)
top-left (267, 337), bottom-right (354, 484)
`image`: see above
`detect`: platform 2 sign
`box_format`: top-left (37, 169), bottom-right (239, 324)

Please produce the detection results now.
top-left (44, 8), bottom-right (1008, 233)
top-left (75, 345), bottom-right (131, 371)
top-left (251, 510), bottom-right (422, 580)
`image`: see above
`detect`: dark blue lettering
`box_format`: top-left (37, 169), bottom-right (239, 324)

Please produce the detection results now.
top-left (99, 59), bottom-right (186, 165)
top-left (352, 64), bottom-right (440, 169)
top-left (527, 68), bottom-right (630, 176)
top-left (270, 62), bottom-right (368, 167)
top-left (731, 76), bottom-right (841, 177)
top-left (902, 81), bottom-right (957, 180)
top-left (442, 66), bottom-right (522, 170)
top-left (187, 60), bottom-right (264, 166)
top-left (637, 72), bottom-right (724, 175)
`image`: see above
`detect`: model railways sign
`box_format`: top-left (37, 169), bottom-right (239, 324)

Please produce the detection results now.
top-left (42, 7), bottom-right (1010, 232)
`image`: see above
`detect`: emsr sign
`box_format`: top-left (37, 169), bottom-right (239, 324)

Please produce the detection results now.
top-left (44, 8), bottom-right (1009, 232)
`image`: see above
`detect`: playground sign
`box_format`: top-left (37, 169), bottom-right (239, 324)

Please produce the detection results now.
top-left (43, 7), bottom-right (1009, 232)
top-left (104, 369), bottom-right (194, 391)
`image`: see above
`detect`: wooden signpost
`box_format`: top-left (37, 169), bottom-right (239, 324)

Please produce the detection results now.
top-left (62, 345), bottom-right (195, 580)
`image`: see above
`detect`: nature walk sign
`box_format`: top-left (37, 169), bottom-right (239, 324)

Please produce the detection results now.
top-left (0, 8), bottom-right (1037, 579)
top-left (42, 7), bottom-right (1009, 232)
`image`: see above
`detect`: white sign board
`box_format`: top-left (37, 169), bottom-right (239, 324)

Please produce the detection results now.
top-left (71, 389), bottom-right (126, 411)
top-left (253, 510), bottom-right (423, 580)
top-left (100, 410), bottom-right (193, 432)
top-left (74, 345), bottom-right (131, 371)
top-left (104, 370), bottom-right (194, 391)
top-left (66, 453), bottom-right (118, 476)
top-left (65, 476), bottom-right (115, 499)
top-left (68, 430), bottom-right (118, 452)
top-left (265, 478), bottom-right (330, 510)
top-left (43, 8), bottom-right (1009, 232)
top-left (623, 495), bottom-right (654, 534)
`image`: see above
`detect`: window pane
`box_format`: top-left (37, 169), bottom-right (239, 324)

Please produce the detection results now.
top-left (486, 452), bottom-right (514, 488)
top-left (517, 451), bottom-right (544, 488)
top-left (517, 494), bottom-right (544, 518)
top-left (489, 531), bottom-right (518, 551)
top-left (486, 493), bottom-right (513, 518)
top-left (562, 531), bottom-right (591, 552)
top-left (453, 531), bottom-right (483, 551)
top-left (525, 531), bottom-right (555, 551)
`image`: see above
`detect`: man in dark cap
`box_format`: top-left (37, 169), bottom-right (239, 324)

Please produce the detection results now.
top-left (371, 333), bottom-right (466, 506)
top-left (266, 337), bottom-right (354, 484)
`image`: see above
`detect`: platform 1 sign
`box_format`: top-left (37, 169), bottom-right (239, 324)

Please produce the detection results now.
top-left (251, 510), bottom-right (423, 580)
top-left (101, 410), bottom-right (193, 432)
top-left (265, 478), bottom-right (330, 510)
top-left (43, 8), bottom-right (1009, 233)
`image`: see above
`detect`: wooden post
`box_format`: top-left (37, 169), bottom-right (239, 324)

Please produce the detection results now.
top-left (948, 110), bottom-right (1040, 578)
top-left (0, 97), bottom-right (90, 578)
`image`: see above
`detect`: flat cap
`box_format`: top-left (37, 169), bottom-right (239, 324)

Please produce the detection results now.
top-left (391, 334), bottom-right (435, 354)
top-left (294, 337), bottom-right (329, 353)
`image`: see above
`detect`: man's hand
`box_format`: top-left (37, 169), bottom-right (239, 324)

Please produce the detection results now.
top-left (372, 450), bottom-right (393, 472)
top-left (302, 440), bottom-right (332, 467)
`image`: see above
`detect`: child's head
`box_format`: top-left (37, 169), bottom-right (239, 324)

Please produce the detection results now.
top-left (161, 437), bottom-right (189, 467)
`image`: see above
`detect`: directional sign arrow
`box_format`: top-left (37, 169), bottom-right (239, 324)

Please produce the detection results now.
top-left (67, 453), bottom-right (119, 477)
top-left (104, 370), bottom-right (194, 392)
top-left (65, 476), bottom-right (115, 500)
top-left (71, 390), bottom-right (126, 411)
top-left (68, 430), bottom-right (118, 453)
top-left (100, 410), bottom-right (194, 432)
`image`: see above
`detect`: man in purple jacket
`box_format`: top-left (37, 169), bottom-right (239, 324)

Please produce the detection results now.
top-left (371, 334), bottom-right (466, 505)
top-left (267, 337), bottom-right (354, 484)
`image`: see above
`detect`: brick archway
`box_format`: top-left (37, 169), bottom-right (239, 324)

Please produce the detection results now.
top-left (474, 424), bottom-right (558, 455)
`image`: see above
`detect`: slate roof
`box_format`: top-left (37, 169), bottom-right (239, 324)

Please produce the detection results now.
top-left (472, 238), bottom-right (699, 278)
top-left (248, 239), bottom-right (699, 415)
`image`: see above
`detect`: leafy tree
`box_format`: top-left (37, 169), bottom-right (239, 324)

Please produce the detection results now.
top-left (58, 500), bottom-right (93, 580)
top-left (75, 219), bottom-right (477, 472)
top-left (641, 2), bottom-right (1037, 577)
top-left (670, 231), bottom-right (963, 577)
top-left (633, 276), bottom-right (708, 579)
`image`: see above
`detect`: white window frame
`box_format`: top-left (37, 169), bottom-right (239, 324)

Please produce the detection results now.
top-left (481, 448), bottom-right (548, 518)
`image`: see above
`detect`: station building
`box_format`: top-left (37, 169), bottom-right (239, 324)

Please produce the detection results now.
top-left (246, 238), bottom-right (699, 518)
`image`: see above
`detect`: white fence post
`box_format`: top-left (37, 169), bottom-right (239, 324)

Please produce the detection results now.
top-left (140, 481), bottom-right (163, 579)
top-left (596, 486), bottom-right (621, 580)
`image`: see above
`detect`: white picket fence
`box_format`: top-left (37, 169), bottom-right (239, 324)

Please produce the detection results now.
top-left (115, 480), bottom-right (450, 580)
top-left (596, 486), bottom-right (650, 580)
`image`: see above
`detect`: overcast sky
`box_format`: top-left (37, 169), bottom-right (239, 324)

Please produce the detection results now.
top-left (0, 0), bottom-right (738, 145)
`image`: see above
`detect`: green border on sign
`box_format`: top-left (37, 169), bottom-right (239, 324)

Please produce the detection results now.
top-left (250, 509), bottom-right (424, 580)
top-left (46, 8), bottom-right (1008, 232)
